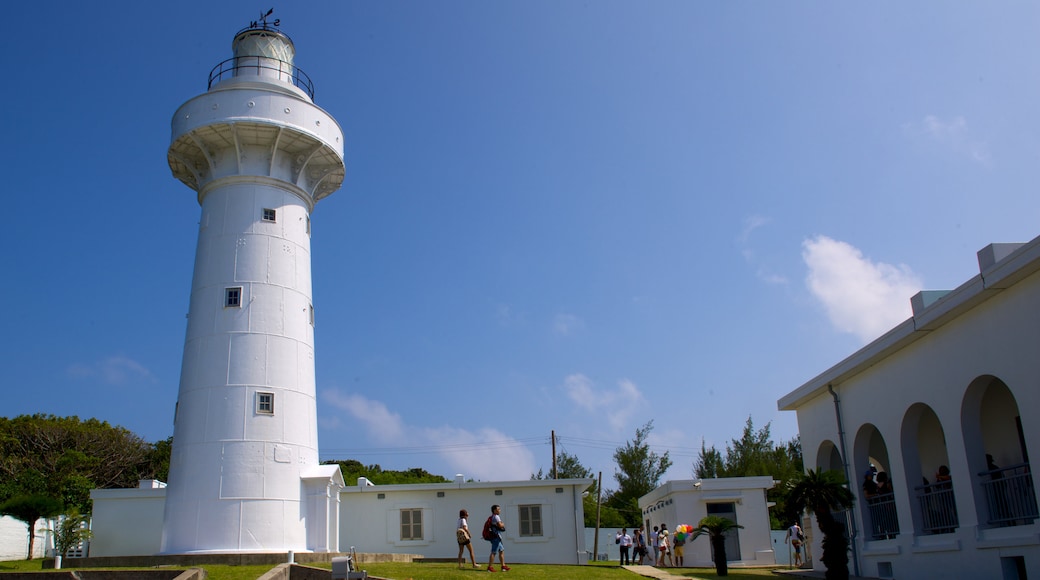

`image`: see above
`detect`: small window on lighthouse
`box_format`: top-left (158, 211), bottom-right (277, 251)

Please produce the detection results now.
top-left (262, 208), bottom-right (277, 222)
top-left (225, 287), bottom-right (243, 308)
top-left (256, 392), bottom-right (274, 414)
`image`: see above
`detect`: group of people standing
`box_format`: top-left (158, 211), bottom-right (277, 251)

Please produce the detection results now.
top-left (456, 505), bottom-right (510, 572)
top-left (614, 523), bottom-right (685, 568)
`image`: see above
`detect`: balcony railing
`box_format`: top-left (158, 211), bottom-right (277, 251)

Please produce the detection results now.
top-left (914, 481), bottom-right (958, 534)
top-left (208, 56), bottom-right (315, 100)
top-left (978, 462), bottom-right (1038, 527)
top-left (865, 493), bottom-right (899, 540)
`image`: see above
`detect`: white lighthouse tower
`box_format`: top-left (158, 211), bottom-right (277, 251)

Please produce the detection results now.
top-left (161, 20), bottom-right (345, 554)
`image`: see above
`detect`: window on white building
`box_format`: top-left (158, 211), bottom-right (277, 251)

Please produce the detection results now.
top-left (518, 504), bottom-right (542, 537)
top-left (262, 208), bottom-right (277, 222)
top-left (401, 509), bottom-right (422, 540)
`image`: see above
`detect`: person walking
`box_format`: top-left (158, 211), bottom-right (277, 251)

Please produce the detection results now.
top-left (456, 509), bottom-right (480, 569)
top-left (657, 524), bottom-right (672, 567)
top-left (649, 525), bottom-right (660, 564)
top-left (486, 504), bottom-right (510, 572)
top-left (633, 526), bottom-right (647, 564)
top-left (615, 527), bottom-right (632, 565)
top-left (785, 521), bottom-right (803, 567)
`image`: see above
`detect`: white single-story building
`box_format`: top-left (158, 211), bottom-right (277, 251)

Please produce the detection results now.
top-left (778, 239), bottom-right (1040, 580)
top-left (339, 476), bottom-right (594, 564)
top-left (639, 476), bottom-right (777, 567)
top-left (76, 475), bottom-right (594, 565)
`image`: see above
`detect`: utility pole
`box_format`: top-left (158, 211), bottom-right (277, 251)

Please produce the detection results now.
top-left (552, 430), bottom-right (558, 479)
top-left (593, 470), bottom-right (603, 560)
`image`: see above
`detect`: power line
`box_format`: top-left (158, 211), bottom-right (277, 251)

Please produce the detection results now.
top-left (320, 433), bottom-right (704, 460)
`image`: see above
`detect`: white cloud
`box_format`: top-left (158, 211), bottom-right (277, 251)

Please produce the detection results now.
top-left (738, 214), bottom-right (788, 285)
top-left (906, 115), bottom-right (991, 165)
top-left (562, 374), bottom-right (643, 431)
top-left (322, 391), bottom-right (406, 444)
top-left (67, 355), bottom-right (156, 386)
top-left (320, 390), bottom-right (537, 480)
top-left (552, 313), bottom-right (583, 336)
top-left (802, 236), bottom-right (922, 343)
top-left (739, 214), bottom-right (770, 244)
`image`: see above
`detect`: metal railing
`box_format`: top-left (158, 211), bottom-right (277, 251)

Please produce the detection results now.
top-left (208, 56), bottom-right (315, 99)
top-left (978, 462), bottom-right (1038, 527)
top-left (914, 481), bottom-right (958, 534)
top-left (865, 493), bottom-right (899, 540)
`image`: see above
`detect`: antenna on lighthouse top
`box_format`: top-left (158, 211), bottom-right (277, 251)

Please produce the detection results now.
top-left (249, 8), bottom-right (279, 30)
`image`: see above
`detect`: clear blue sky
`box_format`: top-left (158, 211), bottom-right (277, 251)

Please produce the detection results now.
top-left (3, 2), bottom-right (1039, 485)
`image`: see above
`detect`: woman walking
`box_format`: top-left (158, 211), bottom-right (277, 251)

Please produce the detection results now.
top-left (456, 509), bottom-right (480, 569)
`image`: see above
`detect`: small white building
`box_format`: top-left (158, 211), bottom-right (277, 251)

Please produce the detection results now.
top-left (339, 476), bottom-right (595, 564)
top-left (88, 480), bottom-right (168, 558)
top-left (778, 239), bottom-right (1040, 580)
top-left (639, 476), bottom-right (777, 567)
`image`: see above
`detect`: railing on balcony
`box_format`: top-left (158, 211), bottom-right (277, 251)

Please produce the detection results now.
top-left (208, 56), bottom-right (315, 100)
top-left (978, 462), bottom-right (1038, 527)
top-left (914, 480), bottom-right (958, 534)
top-left (865, 493), bottom-right (899, 540)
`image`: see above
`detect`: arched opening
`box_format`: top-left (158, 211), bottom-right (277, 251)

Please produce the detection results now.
top-left (816, 440), bottom-right (843, 473)
top-left (900, 403), bottom-right (957, 535)
top-left (853, 424), bottom-right (899, 540)
top-left (961, 375), bottom-right (1038, 527)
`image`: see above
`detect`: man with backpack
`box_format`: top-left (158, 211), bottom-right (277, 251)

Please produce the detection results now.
top-left (483, 504), bottom-right (510, 572)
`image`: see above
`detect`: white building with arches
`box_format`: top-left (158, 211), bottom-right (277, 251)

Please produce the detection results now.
top-left (779, 239), bottom-right (1040, 580)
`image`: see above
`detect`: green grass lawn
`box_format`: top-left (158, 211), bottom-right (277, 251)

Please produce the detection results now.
top-left (321, 560), bottom-right (784, 580)
top-left (1, 558), bottom-right (786, 579)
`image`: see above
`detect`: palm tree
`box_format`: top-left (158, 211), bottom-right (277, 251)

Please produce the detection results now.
top-left (690, 515), bottom-right (744, 576)
top-left (787, 469), bottom-right (855, 580)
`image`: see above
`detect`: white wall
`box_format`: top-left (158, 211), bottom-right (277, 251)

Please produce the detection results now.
top-left (0, 515), bottom-right (49, 561)
top-left (339, 478), bottom-right (592, 564)
top-left (639, 477), bottom-right (776, 567)
top-left (89, 485), bottom-right (167, 557)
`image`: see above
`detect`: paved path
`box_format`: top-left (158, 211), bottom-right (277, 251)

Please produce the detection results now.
top-left (621, 565), bottom-right (701, 580)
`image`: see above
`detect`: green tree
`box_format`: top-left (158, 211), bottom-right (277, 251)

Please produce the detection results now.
top-left (787, 469), bottom-right (855, 580)
top-left (146, 436), bottom-right (173, 483)
top-left (531, 451), bottom-right (593, 481)
top-left (694, 439), bottom-right (725, 479)
top-left (0, 415), bottom-right (161, 513)
top-left (322, 460), bottom-right (451, 485)
top-left (0, 494), bottom-right (63, 559)
top-left (693, 417), bottom-right (803, 528)
top-left (608, 421), bottom-right (672, 527)
top-left (691, 515), bottom-right (744, 576)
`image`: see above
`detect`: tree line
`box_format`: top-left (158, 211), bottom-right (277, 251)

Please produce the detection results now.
top-left (0, 414), bottom-right (171, 558)
top-left (532, 417), bottom-right (804, 530)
